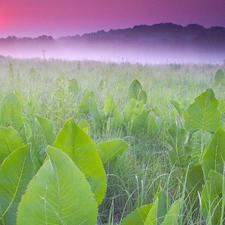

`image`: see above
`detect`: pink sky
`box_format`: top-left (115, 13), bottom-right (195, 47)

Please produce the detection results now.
top-left (1, 0), bottom-right (225, 38)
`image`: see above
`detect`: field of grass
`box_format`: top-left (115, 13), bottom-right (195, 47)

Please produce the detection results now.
top-left (0, 56), bottom-right (225, 225)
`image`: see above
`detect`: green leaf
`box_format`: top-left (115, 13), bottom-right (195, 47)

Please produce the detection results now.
top-left (15, 90), bottom-right (24, 107)
top-left (124, 99), bottom-right (138, 124)
top-left (0, 93), bottom-right (23, 129)
top-left (68, 78), bottom-right (80, 94)
top-left (156, 191), bottom-right (168, 224)
top-left (22, 118), bottom-right (33, 143)
top-left (131, 109), bottom-right (150, 135)
top-left (170, 100), bottom-right (187, 123)
top-left (78, 91), bottom-right (95, 115)
top-left (201, 170), bottom-right (225, 225)
top-left (104, 94), bottom-right (116, 117)
top-left (185, 88), bottom-right (221, 132)
top-left (17, 146), bottom-right (98, 225)
top-left (89, 97), bottom-right (103, 128)
top-left (186, 164), bottom-right (204, 197)
top-left (144, 191), bottom-right (168, 225)
top-left (144, 197), bottom-right (158, 225)
top-left (0, 144), bottom-right (35, 224)
top-left (147, 114), bottom-right (158, 138)
top-left (0, 127), bottom-right (24, 164)
top-left (139, 90), bottom-right (148, 104)
top-left (128, 79), bottom-right (142, 100)
top-left (35, 115), bottom-right (56, 145)
top-left (96, 138), bottom-right (129, 164)
top-left (54, 118), bottom-right (106, 205)
top-left (167, 122), bottom-right (192, 168)
top-left (161, 198), bottom-right (182, 225)
top-left (79, 119), bottom-right (91, 135)
top-left (110, 108), bottom-right (124, 130)
top-left (128, 79), bottom-right (147, 103)
top-left (214, 69), bottom-right (225, 86)
top-left (202, 128), bottom-right (225, 179)
top-left (120, 204), bottom-right (152, 225)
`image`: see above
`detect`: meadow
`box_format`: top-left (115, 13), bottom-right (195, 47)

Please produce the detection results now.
top-left (0, 56), bottom-right (225, 225)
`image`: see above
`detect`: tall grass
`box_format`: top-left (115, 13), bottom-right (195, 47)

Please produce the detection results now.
top-left (0, 56), bottom-right (225, 224)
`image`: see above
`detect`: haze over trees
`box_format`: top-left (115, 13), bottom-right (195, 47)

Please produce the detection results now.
top-left (0, 23), bottom-right (225, 64)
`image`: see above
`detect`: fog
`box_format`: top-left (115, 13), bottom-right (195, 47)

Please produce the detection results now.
top-left (1, 23), bottom-right (225, 65)
top-left (1, 40), bottom-right (224, 65)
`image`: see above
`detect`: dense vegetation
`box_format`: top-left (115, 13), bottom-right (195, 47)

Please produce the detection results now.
top-left (0, 56), bottom-right (225, 224)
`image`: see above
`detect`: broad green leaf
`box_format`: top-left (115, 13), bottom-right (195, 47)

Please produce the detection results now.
top-left (167, 122), bottom-right (191, 167)
top-left (128, 79), bottom-right (142, 100)
top-left (0, 93), bottom-right (23, 129)
top-left (121, 204), bottom-right (152, 225)
top-left (131, 109), bottom-right (150, 135)
top-left (147, 114), bottom-right (158, 138)
top-left (152, 106), bottom-right (161, 117)
top-left (79, 119), bottom-right (91, 135)
top-left (201, 170), bottom-right (225, 225)
top-left (96, 138), bottom-right (128, 164)
top-left (161, 198), bottom-right (182, 225)
top-left (185, 88), bottom-right (221, 132)
top-left (128, 79), bottom-right (147, 103)
top-left (144, 191), bottom-right (168, 225)
top-left (124, 99), bottom-right (138, 124)
top-left (186, 164), bottom-right (204, 197)
top-left (156, 191), bottom-right (168, 224)
top-left (22, 118), bottom-right (33, 143)
top-left (133, 101), bottom-right (144, 115)
top-left (17, 146), bottom-right (98, 225)
top-left (68, 78), bottom-right (80, 94)
top-left (110, 108), bottom-right (124, 130)
top-left (78, 91), bottom-right (95, 115)
top-left (139, 89), bottom-right (147, 104)
top-left (54, 118), bottom-right (106, 205)
top-left (104, 94), bottom-right (116, 117)
top-left (35, 115), bottom-right (56, 145)
top-left (214, 69), bottom-right (225, 86)
top-left (0, 144), bottom-right (35, 224)
top-left (0, 127), bottom-right (24, 164)
top-left (144, 197), bottom-right (158, 225)
top-left (170, 100), bottom-right (187, 124)
top-left (89, 97), bottom-right (103, 128)
top-left (202, 128), bottom-right (225, 179)
top-left (15, 90), bottom-right (24, 107)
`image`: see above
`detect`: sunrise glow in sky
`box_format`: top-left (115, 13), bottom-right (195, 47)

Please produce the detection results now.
top-left (1, 0), bottom-right (225, 38)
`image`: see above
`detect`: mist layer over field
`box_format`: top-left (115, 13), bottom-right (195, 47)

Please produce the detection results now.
top-left (1, 24), bottom-right (225, 64)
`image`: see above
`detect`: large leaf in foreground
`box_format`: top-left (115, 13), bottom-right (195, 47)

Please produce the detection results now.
top-left (161, 198), bottom-right (182, 225)
top-left (0, 93), bottom-right (23, 129)
top-left (185, 88), bottom-right (221, 132)
top-left (202, 128), bottom-right (225, 179)
top-left (121, 204), bottom-right (152, 225)
top-left (17, 146), bottom-right (98, 225)
top-left (54, 118), bottom-right (106, 205)
top-left (0, 144), bottom-right (35, 224)
top-left (0, 127), bottom-right (24, 164)
top-left (96, 138), bottom-right (128, 164)
top-left (144, 197), bottom-right (158, 225)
